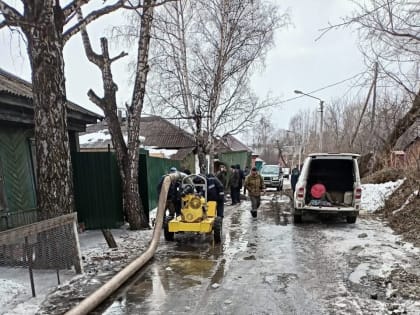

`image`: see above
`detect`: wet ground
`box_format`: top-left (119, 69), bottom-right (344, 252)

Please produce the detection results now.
top-left (95, 190), bottom-right (420, 315)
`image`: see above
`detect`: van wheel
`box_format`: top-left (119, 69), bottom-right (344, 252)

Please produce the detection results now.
top-left (346, 216), bottom-right (357, 224)
top-left (163, 216), bottom-right (175, 241)
top-left (293, 214), bottom-right (302, 224)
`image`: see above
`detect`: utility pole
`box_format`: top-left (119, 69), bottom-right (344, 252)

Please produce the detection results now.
top-left (294, 90), bottom-right (325, 152)
top-left (320, 100), bottom-right (324, 152)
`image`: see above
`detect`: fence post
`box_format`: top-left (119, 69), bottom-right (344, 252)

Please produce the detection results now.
top-left (72, 214), bottom-right (83, 274)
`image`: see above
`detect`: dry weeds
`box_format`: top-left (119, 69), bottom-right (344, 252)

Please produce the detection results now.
top-left (366, 167), bottom-right (420, 247)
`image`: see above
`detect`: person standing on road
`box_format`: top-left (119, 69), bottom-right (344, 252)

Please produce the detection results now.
top-left (216, 165), bottom-right (228, 190)
top-left (228, 165), bottom-right (240, 205)
top-left (244, 167), bottom-right (265, 218)
top-left (206, 174), bottom-right (225, 218)
top-left (243, 166), bottom-right (250, 194)
top-left (236, 164), bottom-right (244, 203)
top-left (290, 165), bottom-right (300, 193)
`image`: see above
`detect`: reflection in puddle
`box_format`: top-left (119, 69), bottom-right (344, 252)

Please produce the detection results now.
top-left (167, 256), bottom-right (214, 277)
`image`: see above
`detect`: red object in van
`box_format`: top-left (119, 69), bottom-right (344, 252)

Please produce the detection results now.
top-left (311, 183), bottom-right (326, 199)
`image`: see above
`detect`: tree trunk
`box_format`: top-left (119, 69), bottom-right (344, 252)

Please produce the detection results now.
top-left (122, 0), bottom-right (156, 230)
top-left (25, 5), bottom-right (74, 220)
top-left (123, 155), bottom-right (148, 229)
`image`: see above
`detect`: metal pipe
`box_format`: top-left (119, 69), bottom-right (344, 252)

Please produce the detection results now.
top-left (65, 172), bottom-right (185, 315)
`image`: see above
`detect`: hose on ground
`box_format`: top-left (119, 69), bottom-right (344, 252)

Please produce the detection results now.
top-left (65, 172), bottom-right (184, 315)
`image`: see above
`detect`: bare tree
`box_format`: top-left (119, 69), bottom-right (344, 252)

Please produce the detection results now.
top-left (76, 0), bottom-right (170, 229)
top-left (318, 0), bottom-right (420, 171)
top-left (0, 1), bottom-right (129, 219)
top-left (146, 0), bottom-right (287, 172)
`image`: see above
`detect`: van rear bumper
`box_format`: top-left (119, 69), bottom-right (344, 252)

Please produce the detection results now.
top-left (294, 206), bottom-right (359, 216)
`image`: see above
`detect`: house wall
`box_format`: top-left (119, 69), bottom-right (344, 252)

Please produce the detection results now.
top-left (0, 123), bottom-right (82, 230)
top-left (0, 126), bottom-right (36, 212)
top-left (218, 151), bottom-right (251, 170)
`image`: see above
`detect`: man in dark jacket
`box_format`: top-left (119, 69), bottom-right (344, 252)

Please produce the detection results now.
top-left (290, 166), bottom-right (300, 193)
top-left (206, 174), bottom-right (225, 218)
top-left (236, 164), bottom-right (244, 203)
top-left (243, 166), bottom-right (250, 194)
top-left (228, 165), bottom-right (240, 205)
top-left (194, 174), bottom-right (225, 217)
top-left (216, 165), bottom-right (228, 190)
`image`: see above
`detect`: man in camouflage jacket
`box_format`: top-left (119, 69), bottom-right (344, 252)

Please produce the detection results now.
top-left (244, 167), bottom-right (265, 218)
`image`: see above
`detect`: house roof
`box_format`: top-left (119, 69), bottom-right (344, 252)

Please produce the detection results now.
top-left (215, 134), bottom-right (251, 153)
top-left (0, 68), bottom-right (102, 130)
top-left (80, 116), bottom-right (250, 159)
top-left (140, 116), bottom-right (196, 148)
top-left (81, 116), bottom-right (196, 151)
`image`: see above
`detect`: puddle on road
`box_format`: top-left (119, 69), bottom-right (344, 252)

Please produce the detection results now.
top-left (259, 192), bottom-right (292, 226)
top-left (167, 256), bottom-right (214, 277)
top-left (101, 193), bottom-right (295, 314)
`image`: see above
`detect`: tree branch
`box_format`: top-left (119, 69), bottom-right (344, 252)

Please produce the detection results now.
top-left (63, 1), bottom-right (126, 42)
top-left (0, 1), bottom-right (24, 28)
top-left (87, 89), bottom-right (104, 109)
top-left (62, 0), bottom-right (91, 19)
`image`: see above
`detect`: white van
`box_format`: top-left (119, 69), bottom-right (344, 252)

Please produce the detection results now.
top-left (293, 153), bottom-right (362, 223)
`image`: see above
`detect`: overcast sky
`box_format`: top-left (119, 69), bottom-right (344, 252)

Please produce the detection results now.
top-left (0, 0), bottom-right (367, 132)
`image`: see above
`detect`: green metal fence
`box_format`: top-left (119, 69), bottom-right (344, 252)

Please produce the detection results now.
top-left (139, 150), bottom-right (181, 213)
top-left (72, 152), bottom-right (124, 229)
top-left (72, 150), bottom-right (180, 229)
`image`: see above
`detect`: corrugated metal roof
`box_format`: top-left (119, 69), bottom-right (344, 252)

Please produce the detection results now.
top-left (0, 68), bottom-right (102, 119)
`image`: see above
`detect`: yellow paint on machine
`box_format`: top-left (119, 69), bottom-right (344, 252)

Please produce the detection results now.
top-left (168, 201), bottom-right (217, 233)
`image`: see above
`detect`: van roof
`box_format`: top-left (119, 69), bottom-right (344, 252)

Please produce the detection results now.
top-left (308, 153), bottom-right (360, 158)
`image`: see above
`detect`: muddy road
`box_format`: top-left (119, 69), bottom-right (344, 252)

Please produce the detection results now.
top-left (97, 191), bottom-right (420, 315)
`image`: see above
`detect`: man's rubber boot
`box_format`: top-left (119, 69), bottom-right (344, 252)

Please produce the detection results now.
top-left (251, 210), bottom-right (257, 218)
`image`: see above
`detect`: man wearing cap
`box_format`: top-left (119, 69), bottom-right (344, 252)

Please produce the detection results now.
top-left (244, 167), bottom-right (265, 218)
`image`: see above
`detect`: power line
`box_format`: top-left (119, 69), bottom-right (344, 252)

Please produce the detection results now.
top-left (278, 71), bottom-right (367, 104)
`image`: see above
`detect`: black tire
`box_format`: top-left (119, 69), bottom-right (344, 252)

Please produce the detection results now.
top-left (293, 214), bottom-right (302, 224)
top-left (346, 216), bottom-right (357, 224)
top-left (276, 185), bottom-right (280, 191)
top-left (163, 216), bottom-right (174, 241)
top-left (213, 217), bottom-right (223, 244)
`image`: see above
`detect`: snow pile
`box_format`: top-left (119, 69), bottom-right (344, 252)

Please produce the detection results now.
top-left (0, 279), bottom-right (28, 310)
top-left (361, 179), bottom-right (404, 212)
top-left (79, 129), bottom-right (111, 144)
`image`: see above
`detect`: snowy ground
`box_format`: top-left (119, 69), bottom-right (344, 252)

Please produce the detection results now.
top-left (0, 179), bottom-right (416, 315)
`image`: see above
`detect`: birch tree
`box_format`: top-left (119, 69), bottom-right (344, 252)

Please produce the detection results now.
top-left (148, 0), bottom-right (287, 172)
top-left (77, 0), bottom-right (169, 229)
top-left (0, 1), bottom-right (128, 220)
